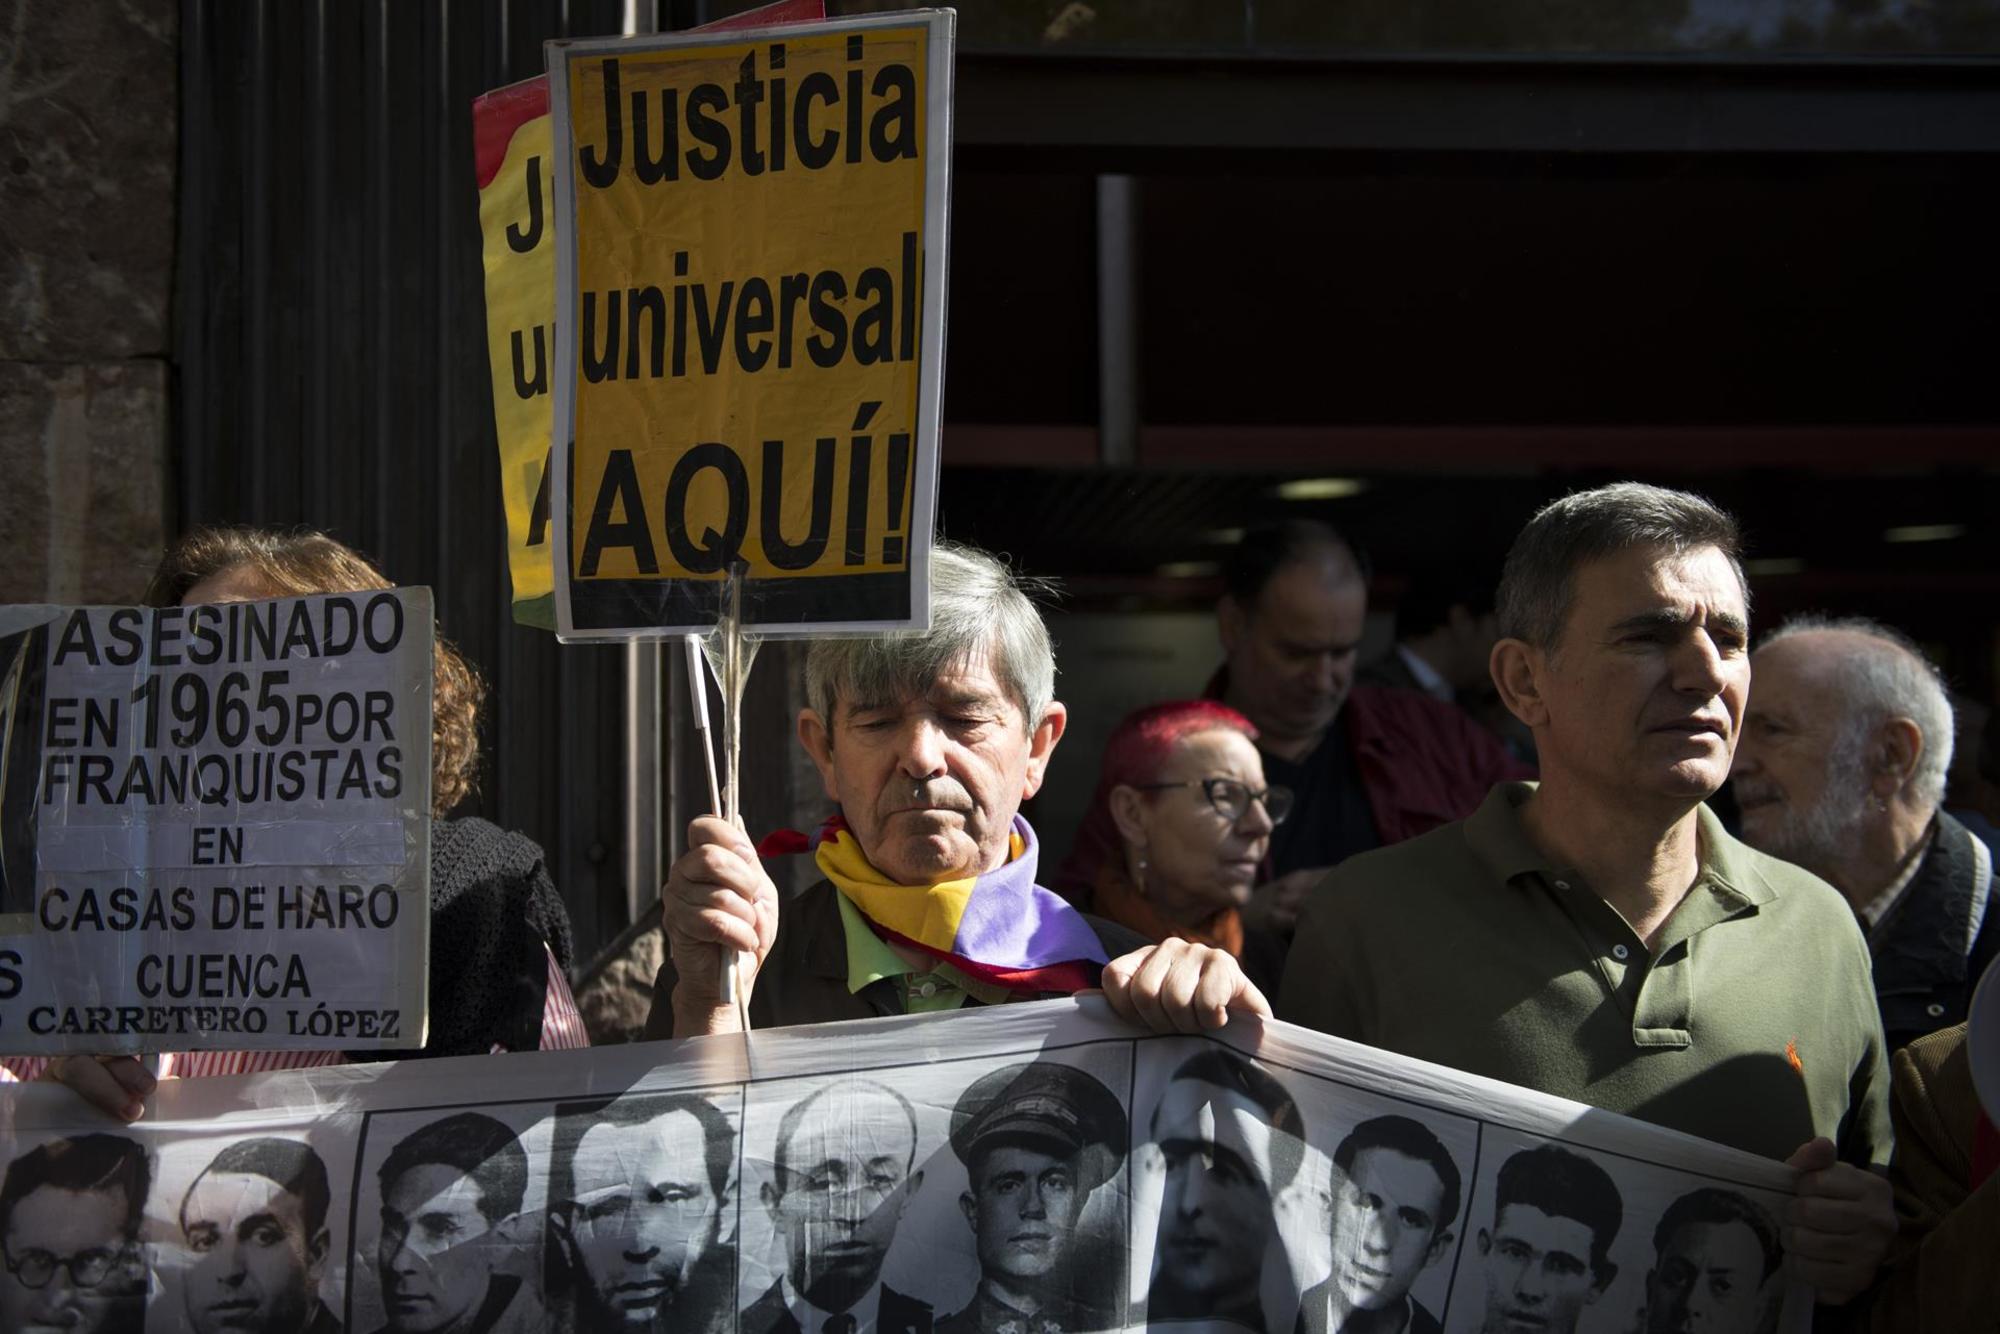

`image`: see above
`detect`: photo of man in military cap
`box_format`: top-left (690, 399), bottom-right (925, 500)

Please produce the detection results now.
top-left (939, 1062), bottom-right (1128, 1334)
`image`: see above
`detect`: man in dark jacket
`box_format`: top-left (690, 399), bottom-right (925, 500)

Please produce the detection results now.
top-left (1210, 522), bottom-right (1530, 933)
top-left (375, 1113), bottom-right (535, 1334)
top-left (741, 1079), bottom-right (930, 1334)
top-left (939, 1062), bottom-right (1128, 1334)
top-left (648, 542), bottom-right (1269, 1042)
top-left (1733, 616), bottom-right (1999, 1050)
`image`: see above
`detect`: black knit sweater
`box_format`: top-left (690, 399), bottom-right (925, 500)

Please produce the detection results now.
top-left (358, 816), bottom-right (575, 1060)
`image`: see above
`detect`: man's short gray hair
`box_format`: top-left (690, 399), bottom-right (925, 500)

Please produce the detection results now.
top-left (804, 542), bottom-right (1057, 729)
top-left (1763, 615), bottom-right (1956, 809)
top-left (1497, 482), bottom-right (1747, 650)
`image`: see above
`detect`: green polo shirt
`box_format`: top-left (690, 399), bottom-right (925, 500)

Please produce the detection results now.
top-left (1279, 782), bottom-right (1892, 1167)
top-left (834, 890), bottom-right (1011, 1014)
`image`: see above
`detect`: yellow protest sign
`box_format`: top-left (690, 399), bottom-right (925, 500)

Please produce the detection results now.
top-left (547, 11), bottom-right (953, 638)
top-left (473, 77), bottom-right (557, 629)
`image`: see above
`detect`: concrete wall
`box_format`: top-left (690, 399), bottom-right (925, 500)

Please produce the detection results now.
top-left (0, 0), bottom-right (174, 604)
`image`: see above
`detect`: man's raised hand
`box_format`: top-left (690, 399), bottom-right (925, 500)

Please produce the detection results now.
top-left (662, 816), bottom-right (779, 1037)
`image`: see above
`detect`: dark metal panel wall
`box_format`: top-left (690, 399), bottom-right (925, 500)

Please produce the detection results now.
top-left (176, 0), bottom-right (635, 962)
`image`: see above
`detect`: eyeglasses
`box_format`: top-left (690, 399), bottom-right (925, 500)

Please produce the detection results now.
top-left (1133, 778), bottom-right (1293, 827)
top-left (3, 1245), bottom-right (132, 1290)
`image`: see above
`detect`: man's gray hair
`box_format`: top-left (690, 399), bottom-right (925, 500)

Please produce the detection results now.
top-left (1497, 482), bottom-right (1747, 650)
top-left (805, 542), bottom-right (1057, 728)
top-left (1763, 615), bottom-right (1956, 809)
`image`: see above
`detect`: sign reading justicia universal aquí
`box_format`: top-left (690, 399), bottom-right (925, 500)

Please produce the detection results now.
top-left (547, 9), bottom-right (954, 640)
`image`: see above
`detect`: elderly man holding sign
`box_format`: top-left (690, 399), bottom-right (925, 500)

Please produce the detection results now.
top-left (645, 543), bottom-right (1270, 1039)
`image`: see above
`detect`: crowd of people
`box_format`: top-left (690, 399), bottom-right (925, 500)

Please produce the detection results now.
top-left (4, 479), bottom-right (1995, 1333)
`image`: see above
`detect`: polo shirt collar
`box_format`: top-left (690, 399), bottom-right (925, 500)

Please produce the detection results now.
top-left (833, 886), bottom-right (1011, 1006)
top-left (837, 888), bottom-right (915, 994)
top-left (1465, 781), bottom-right (1779, 916)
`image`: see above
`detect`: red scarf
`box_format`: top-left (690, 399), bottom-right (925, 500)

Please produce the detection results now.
top-left (1090, 863), bottom-right (1247, 959)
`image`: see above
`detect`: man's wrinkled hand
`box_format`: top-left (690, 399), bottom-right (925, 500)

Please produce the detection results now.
top-left (41, 1053), bottom-right (155, 1122)
top-left (1100, 937), bottom-right (1271, 1035)
top-left (1243, 866), bottom-right (1327, 936)
top-left (662, 816), bottom-right (779, 1037)
top-left (1782, 1137), bottom-right (1896, 1306)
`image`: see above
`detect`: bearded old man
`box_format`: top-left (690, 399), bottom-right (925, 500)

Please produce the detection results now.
top-left (1732, 616), bottom-right (1999, 1051)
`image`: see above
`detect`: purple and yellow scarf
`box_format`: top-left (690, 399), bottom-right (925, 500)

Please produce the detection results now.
top-left (768, 815), bottom-right (1109, 994)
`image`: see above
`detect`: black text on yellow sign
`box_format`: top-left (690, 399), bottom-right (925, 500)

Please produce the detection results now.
top-left (558, 21), bottom-right (945, 634)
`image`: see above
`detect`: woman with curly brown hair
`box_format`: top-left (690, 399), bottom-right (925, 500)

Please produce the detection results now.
top-left (8, 527), bottom-right (584, 1117)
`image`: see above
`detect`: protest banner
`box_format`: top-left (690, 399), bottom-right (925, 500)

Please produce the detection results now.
top-left (0, 593), bottom-right (432, 1054)
top-left (472, 5), bottom-right (828, 632)
top-left (0, 999), bottom-right (1810, 1333)
top-left (546, 9), bottom-right (955, 639)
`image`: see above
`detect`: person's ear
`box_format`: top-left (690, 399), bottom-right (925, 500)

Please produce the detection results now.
top-left (893, 1169), bottom-right (924, 1221)
top-left (1490, 638), bottom-right (1550, 730)
top-left (760, 1179), bottom-right (783, 1225)
top-left (487, 1213), bottom-right (535, 1275)
top-left (1218, 595), bottom-right (1246, 658)
top-left (1108, 784), bottom-right (1151, 850)
top-left (1476, 1228), bottom-right (1491, 1257)
top-left (797, 709), bottom-right (840, 803)
top-left (1022, 702), bottom-right (1067, 799)
top-left (1424, 1229), bottom-right (1454, 1267)
top-left (958, 1190), bottom-right (977, 1231)
top-left (1874, 717), bottom-right (1924, 801)
top-left (306, 1226), bottom-right (331, 1284)
top-left (1588, 1261), bottom-right (1617, 1299)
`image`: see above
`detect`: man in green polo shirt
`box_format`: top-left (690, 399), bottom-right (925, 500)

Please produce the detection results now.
top-left (1278, 482), bottom-right (1895, 1310)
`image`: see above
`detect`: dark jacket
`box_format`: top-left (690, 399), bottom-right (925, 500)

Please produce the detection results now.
top-left (644, 879), bottom-right (1149, 1038)
top-left (1294, 1277), bottom-right (1441, 1334)
top-left (740, 1279), bottom-right (934, 1334)
top-left (1202, 675), bottom-right (1531, 854)
top-left (1334, 684), bottom-right (1534, 848)
top-left (938, 1281), bottom-right (1108, 1334)
top-left (364, 816), bottom-right (575, 1060)
top-left (1849, 1023), bottom-right (2000, 1334)
top-left (1872, 811), bottom-right (1999, 1052)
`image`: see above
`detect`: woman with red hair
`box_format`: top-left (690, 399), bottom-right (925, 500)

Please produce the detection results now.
top-left (1055, 700), bottom-right (1293, 993)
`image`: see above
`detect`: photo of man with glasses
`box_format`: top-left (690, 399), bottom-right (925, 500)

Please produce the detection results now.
top-left (0, 1133), bottom-right (150, 1334)
top-left (743, 1078), bottom-right (931, 1334)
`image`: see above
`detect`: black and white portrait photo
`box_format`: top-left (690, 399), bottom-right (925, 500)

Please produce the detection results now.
top-left (547, 1091), bottom-right (739, 1334)
top-left (1642, 1188), bottom-right (1783, 1334)
top-left (1301, 1115), bottom-right (1464, 1334)
top-left (178, 1137), bottom-right (342, 1334)
top-left (0, 1133), bottom-right (149, 1334)
top-left (369, 1111), bottom-right (538, 1334)
top-left (1466, 1144), bottom-right (1623, 1334)
top-left (1139, 1045), bottom-right (1308, 1331)
top-left (939, 1060), bottom-right (1129, 1334)
top-left (742, 1076), bottom-right (931, 1334)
